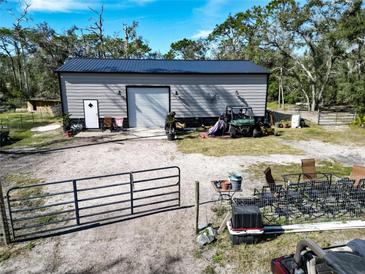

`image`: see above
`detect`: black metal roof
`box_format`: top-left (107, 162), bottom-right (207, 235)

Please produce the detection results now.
top-left (55, 58), bottom-right (270, 74)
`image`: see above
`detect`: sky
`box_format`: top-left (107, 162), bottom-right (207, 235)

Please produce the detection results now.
top-left (1, 0), bottom-right (271, 53)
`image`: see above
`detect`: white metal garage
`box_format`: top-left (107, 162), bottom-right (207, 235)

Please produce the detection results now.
top-left (127, 87), bottom-right (170, 128)
top-left (56, 59), bottom-right (270, 129)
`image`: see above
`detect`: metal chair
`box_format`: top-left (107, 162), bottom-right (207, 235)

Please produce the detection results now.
top-left (301, 159), bottom-right (317, 180)
top-left (282, 159), bottom-right (333, 183)
top-left (348, 165), bottom-right (365, 188)
top-left (254, 167), bottom-right (283, 204)
top-left (102, 116), bottom-right (113, 131)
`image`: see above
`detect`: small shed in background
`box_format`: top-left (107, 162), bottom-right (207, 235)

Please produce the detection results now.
top-left (27, 98), bottom-right (61, 116)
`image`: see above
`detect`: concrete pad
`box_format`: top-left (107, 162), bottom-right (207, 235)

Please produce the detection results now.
top-left (31, 123), bottom-right (61, 132)
top-left (75, 128), bottom-right (167, 140)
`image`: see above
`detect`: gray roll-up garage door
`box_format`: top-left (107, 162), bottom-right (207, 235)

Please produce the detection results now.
top-left (127, 87), bottom-right (170, 128)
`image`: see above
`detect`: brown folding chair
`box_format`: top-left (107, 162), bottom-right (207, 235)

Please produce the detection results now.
top-left (254, 167), bottom-right (285, 205)
top-left (102, 117), bottom-right (113, 131)
top-left (264, 167), bottom-right (277, 192)
top-left (349, 165), bottom-right (365, 188)
top-left (301, 159), bottom-right (316, 180)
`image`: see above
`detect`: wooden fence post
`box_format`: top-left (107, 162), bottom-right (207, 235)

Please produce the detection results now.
top-left (195, 181), bottom-right (200, 234)
top-left (0, 182), bottom-right (11, 245)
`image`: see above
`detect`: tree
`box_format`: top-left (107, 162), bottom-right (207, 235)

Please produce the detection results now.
top-left (0, 5), bottom-right (152, 105)
top-left (88, 5), bottom-right (106, 58)
top-left (165, 38), bottom-right (207, 60)
top-left (335, 0), bottom-right (365, 114)
top-left (264, 0), bottom-right (356, 111)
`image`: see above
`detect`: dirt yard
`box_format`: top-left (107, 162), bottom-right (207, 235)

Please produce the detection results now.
top-left (1, 130), bottom-right (365, 274)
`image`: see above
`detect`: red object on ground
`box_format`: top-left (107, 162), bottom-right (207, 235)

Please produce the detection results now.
top-left (199, 132), bottom-right (209, 139)
top-left (271, 257), bottom-right (290, 274)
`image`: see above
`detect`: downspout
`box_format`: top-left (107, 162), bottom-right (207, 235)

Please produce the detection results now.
top-left (264, 73), bottom-right (270, 118)
top-left (57, 72), bottom-right (65, 116)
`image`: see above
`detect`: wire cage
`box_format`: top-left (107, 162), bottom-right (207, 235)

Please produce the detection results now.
top-left (234, 178), bottom-right (365, 225)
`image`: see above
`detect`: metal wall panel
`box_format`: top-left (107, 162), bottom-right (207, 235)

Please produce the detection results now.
top-left (60, 73), bottom-right (267, 120)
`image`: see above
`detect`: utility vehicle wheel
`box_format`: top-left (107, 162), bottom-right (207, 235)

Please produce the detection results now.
top-left (229, 126), bottom-right (238, 138)
top-left (253, 128), bottom-right (262, 138)
top-left (242, 127), bottom-right (253, 137)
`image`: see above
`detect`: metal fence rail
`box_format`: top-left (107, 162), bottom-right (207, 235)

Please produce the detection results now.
top-left (6, 166), bottom-right (181, 241)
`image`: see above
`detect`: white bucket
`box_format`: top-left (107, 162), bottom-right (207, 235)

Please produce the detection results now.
top-left (291, 115), bottom-right (301, 128)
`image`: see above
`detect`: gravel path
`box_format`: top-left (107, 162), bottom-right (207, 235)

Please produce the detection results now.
top-left (286, 140), bottom-right (365, 166)
top-left (0, 135), bottom-right (363, 274)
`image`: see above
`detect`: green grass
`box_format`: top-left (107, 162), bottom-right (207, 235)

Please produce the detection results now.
top-left (211, 251), bottom-right (224, 266)
top-left (193, 248), bottom-right (203, 259)
top-left (25, 242), bottom-right (36, 251)
top-left (0, 111), bottom-right (67, 149)
top-left (0, 241), bottom-right (38, 263)
top-left (267, 101), bottom-right (296, 111)
top-left (4, 173), bottom-right (42, 186)
top-left (3, 173), bottom-right (69, 233)
top-left (208, 229), bottom-right (365, 274)
top-left (177, 131), bottom-right (303, 156)
top-left (0, 111), bottom-right (60, 130)
top-left (276, 122), bottom-right (365, 146)
top-left (202, 265), bottom-right (216, 274)
top-left (38, 214), bottom-right (58, 224)
top-left (246, 160), bottom-right (352, 182)
top-left (177, 122), bottom-right (365, 157)
top-left (0, 250), bottom-right (11, 262)
top-left (5, 128), bottom-right (69, 149)
top-left (211, 205), bottom-right (228, 218)
top-left (3, 173), bottom-right (44, 207)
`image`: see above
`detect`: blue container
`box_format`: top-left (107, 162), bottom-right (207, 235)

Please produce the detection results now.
top-left (229, 173), bottom-right (242, 191)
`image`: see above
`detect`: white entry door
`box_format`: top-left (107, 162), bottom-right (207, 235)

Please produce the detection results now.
top-left (83, 100), bottom-right (99, 129)
top-left (127, 87), bottom-right (169, 128)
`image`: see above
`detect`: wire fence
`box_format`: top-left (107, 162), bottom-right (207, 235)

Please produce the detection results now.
top-left (235, 178), bottom-right (365, 225)
top-left (0, 111), bottom-right (57, 131)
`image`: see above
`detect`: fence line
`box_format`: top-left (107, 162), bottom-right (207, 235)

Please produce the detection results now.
top-left (317, 110), bottom-right (355, 125)
top-left (0, 182), bottom-right (11, 245)
top-left (0, 111), bottom-right (55, 130)
top-left (6, 166), bottom-right (181, 241)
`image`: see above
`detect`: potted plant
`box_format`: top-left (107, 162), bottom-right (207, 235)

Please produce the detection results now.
top-left (62, 114), bottom-right (73, 137)
top-left (281, 120), bottom-right (290, 128)
top-left (62, 114), bottom-right (71, 132)
top-left (165, 112), bottom-right (176, 141)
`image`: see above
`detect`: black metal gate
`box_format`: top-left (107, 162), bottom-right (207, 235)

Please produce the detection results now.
top-left (6, 166), bottom-right (180, 241)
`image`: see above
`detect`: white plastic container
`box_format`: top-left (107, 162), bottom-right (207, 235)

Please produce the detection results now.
top-left (291, 114), bottom-right (301, 128)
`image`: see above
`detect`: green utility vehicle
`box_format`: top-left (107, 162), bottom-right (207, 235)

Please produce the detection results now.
top-left (226, 106), bottom-right (262, 138)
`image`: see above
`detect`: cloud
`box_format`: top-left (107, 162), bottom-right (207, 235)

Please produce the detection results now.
top-left (24, 0), bottom-right (155, 12)
top-left (193, 0), bottom-right (227, 26)
top-left (26, 0), bottom-right (94, 12)
top-left (191, 29), bottom-right (212, 39)
top-left (129, 0), bottom-right (155, 5)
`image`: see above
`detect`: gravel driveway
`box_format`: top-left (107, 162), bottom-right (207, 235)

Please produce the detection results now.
top-left (1, 132), bottom-right (364, 274)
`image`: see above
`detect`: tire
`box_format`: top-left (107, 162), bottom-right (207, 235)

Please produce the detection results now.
top-left (242, 127), bottom-right (252, 137)
top-left (229, 126), bottom-right (238, 138)
top-left (253, 128), bottom-right (262, 138)
top-left (167, 133), bottom-right (175, 141)
top-left (231, 235), bottom-right (258, 245)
